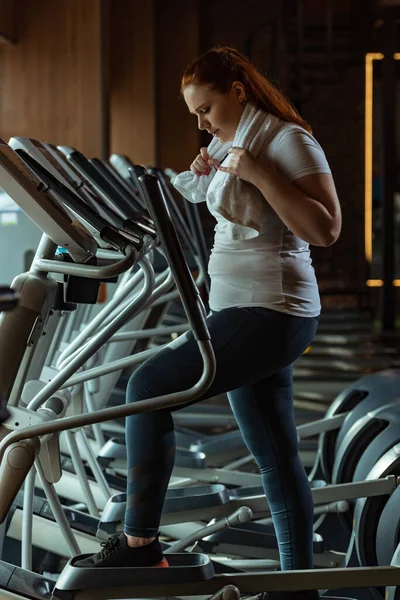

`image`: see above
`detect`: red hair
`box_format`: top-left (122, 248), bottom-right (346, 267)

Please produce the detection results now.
top-left (181, 46), bottom-right (312, 134)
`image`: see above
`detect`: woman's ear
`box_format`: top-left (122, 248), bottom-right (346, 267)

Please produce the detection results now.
top-left (232, 81), bottom-right (247, 104)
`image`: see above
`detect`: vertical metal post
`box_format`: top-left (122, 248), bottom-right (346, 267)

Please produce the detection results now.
top-left (21, 468), bottom-right (35, 571)
top-left (184, 202), bottom-right (210, 294)
top-left (76, 429), bottom-right (111, 502)
top-left (380, 6), bottom-right (398, 331)
top-left (35, 460), bottom-right (81, 556)
top-left (65, 430), bottom-right (100, 517)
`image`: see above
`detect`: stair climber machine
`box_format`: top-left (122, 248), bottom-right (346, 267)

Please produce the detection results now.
top-left (0, 142), bottom-right (259, 598)
top-left (0, 162), bottom-right (398, 599)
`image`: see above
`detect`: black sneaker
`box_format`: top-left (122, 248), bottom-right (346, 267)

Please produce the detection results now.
top-left (74, 534), bottom-right (169, 569)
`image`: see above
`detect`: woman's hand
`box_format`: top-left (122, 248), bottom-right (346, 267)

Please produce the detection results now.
top-left (214, 147), bottom-right (269, 185)
top-left (190, 147), bottom-right (218, 176)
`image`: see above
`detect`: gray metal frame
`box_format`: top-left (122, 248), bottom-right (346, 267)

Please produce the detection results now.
top-left (1, 139), bottom-right (399, 598)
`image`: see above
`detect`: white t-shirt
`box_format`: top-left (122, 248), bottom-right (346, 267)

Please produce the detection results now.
top-left (207, 122), bottom-right (331, 317)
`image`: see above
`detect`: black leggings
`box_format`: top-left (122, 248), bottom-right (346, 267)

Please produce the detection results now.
top-left (124, 306), bottom-right (319, 570)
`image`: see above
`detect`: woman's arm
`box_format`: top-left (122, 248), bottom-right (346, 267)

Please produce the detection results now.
top-left (252, 168), bottom-right (342, 247)
top-left (215, 147), bottom-right (342, 247)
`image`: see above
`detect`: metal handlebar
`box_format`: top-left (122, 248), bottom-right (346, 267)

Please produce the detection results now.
top-left (33, 244), bottom-right (137, 279)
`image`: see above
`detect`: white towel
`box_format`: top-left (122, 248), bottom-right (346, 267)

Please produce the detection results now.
top-left (172, 104), bottom-right (282, 240)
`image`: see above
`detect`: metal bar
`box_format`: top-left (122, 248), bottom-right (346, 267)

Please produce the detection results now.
top-left (8, 509), bottom-right (97, 558)
top-left (34, 459), bottom-right (81, 556)
top-left (58, 270), bottom-right (175, 387)
top-left (60, 346), bottom-right (163, 388)
top-left (149, 267), bottom-right (205, 308)
top-left (21, 468), bottom-right (35, 571)
top-left (96, 248), bottom-right (125, 261)
top-left (71, 565), bottom-right (400, 599)
top-left (161, 476), bottom-right (397, 524)
top-left (56, 265), bottom-right (144, 366)
top-left (36, 469), bottom-right (118, 512)
top-left (260, 500), bottom-right (349, 527)
top-left (156, 171), bottom-right (200, 261)
top-left (171, 467), bottom-right (262, 489)
top-left (224, 540), bottom-right (336, 568)
top-left (296, 413), bottom-right (348, 438)
top-left (83, 386), bottom-right (106, 449)
top-left (165, 507), bottom-right (252, 553)
top-left (58, 269), bottom-right (173, 386)
top-left (34, 244), bottom-right (136, 279)
top-left (72, 305), bottom-right (89, 334)
top-left (0, 339), bottom-right (216, 460)
top-left (76, 429), bottom-right (111, 503)
top-left (65, 431), bottom-right (99, 518)
top-left (109, 322), bottom-right (189, 342)
top-left (94, 265), bottom-right (170, 332)
top-left (27, 256), bottom-right (155, 412)
top-left (62, 310), bottom-right (80, 346)
top-left (184, 201), bottom-right (211, 294)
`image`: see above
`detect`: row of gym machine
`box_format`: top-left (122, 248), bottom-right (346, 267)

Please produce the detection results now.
top-left (0, 136), bottom-right (398, 600)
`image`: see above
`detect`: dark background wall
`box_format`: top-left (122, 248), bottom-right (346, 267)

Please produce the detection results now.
top-left (0, 0), bottom-right (392, 300)
top-left (197, 0), bottom-right (374, 292)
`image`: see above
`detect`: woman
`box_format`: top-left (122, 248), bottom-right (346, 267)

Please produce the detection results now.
top-left (78, 47), bottom-right (341, 599)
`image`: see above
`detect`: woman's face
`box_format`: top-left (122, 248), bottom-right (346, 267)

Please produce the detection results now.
top-left (183, 82), bottom-right (245, 143)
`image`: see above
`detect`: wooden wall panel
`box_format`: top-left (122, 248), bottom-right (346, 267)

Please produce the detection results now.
top-left (155, 0), bottom-right (200, 171)
top-left (109, 0), bottom-right (155, 165)
top-left (0, 0), bottom-right (103, 157)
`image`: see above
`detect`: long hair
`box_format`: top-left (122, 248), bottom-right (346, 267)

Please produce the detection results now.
top-left (181, 46), bottom-right (312, 134)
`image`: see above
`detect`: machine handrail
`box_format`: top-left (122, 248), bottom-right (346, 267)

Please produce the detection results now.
top-left (33, 244), bottom-right (137, 279)
top-left (0, 339), bottom-right (215, 465)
